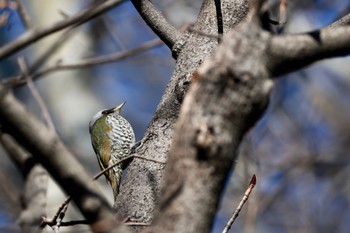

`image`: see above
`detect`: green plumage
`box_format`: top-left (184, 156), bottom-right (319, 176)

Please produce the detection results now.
top-left (89, 103), bottom-right (135, 200)
top-left (90, 115), bottom-right (109, 169)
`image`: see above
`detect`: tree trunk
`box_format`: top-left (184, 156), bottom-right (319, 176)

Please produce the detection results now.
top-left (114, 0), bottom-right (249, 228)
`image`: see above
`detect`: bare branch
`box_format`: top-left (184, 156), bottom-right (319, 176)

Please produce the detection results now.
top-left (222, 175), bottom-right (256, 233)
top-left (268, 26), bottom-right (350, 77)
top-left (39, 196), bottom-right (71, 232)
top-left (130, 0), bottom-right (184, 51)
top-left (27, 9), bottom-right (87, 75)
top-left (214, 0), bottom-right (223, 42)
top-left (279, 0), bottom-right (287, 25)
top-left (2, 26), bottom-right (79, 88)
top-left (17, 57), bottom-right (55, 131)
top-left (268, 12), bottom-right (350, 76)
top-left (125, 222), bottom-right (150, 226)
top-left (45, 218), bottom-right (151, 228)
top-left (268, 0), bottom-right (288, 33)
top-left (14, 0), bottom-right (32, 29)
top-left (329, 13), bottom-right (350, 27)
top-left (0, 0), bottom-right (125, 59)
top-left (28, 24), bottom-right (79, 74)
top-left (93, 154), bottom-right (166, 181)
top-left (39, 153), bottom-right (165, 231)
top-left (0, 133), bottom-right (31, 171)
top-left (4, 38), bottom-right (163, 88)
top-left (0, 134), bottom-right (48, 233)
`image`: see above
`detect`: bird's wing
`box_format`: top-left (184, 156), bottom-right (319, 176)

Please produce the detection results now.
top-left (98, 136), bottom-right (112, 170)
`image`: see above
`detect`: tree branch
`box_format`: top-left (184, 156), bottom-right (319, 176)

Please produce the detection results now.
top-left (0, 84), bottom-right (129, 233)
top-left (329, 13), bottom-right (350, 27)
top-left (40, 196), bottom-right (71, 232)
top-left (17, 57), bottom-right (55, 131)
top-left (268, 25), bottom-right (350, 76)
top-left (3, 38), bottom-right (163, 88)
top-left (14, 0), bottom-right (32, 29)
top-left (93, 154), bottom-right (166, 181)
top-left (130, 0), bottom-right (184, 53)
top-left (222, 175), bottom-right (256, 233)
top-left (26, 25), bottom-right (78, 76)
top-left (0, 134), bottom-right (47, 233)
top-left (0, 0), bottom-right (125, 59)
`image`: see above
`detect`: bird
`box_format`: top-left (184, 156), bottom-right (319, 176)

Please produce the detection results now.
top-left (89, 102), bottom-right (135, 200)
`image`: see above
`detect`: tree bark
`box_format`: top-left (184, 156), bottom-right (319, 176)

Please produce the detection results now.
top-left (148, 17), bottom-right (273, 233)
top-left (2, 1), bottom-right (350, 233)
top-left (114, 0), bottom-right (249, 228)
top-left (116, 1), bottom-right (350, 232)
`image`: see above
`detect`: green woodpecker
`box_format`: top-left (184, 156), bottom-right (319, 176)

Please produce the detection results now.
top-left (89, 102), bottom-right (135, 199)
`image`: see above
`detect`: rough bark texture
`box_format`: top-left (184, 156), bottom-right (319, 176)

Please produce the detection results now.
top-left (114, 0), bottom-right (249, 226)
top-left (116, 2), bottom-right (350, 232)
top-left (148, 20), bottom-right (273, 233)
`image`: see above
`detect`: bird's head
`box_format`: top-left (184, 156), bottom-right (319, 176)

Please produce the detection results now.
top-left (89, 102), bottom-right (125, 133)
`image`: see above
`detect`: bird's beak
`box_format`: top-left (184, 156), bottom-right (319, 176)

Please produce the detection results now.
top-left (113, 102), bottom-right (125, 112)
top-left (102, 102), bottom-right (125, 115)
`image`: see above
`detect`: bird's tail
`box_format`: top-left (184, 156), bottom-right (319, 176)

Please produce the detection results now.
top-left (108, 167), bottom-right (122, 201)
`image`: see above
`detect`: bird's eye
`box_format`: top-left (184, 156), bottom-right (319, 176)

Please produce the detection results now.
top-left (102, 109), bottom-right (112, 115)
top-left (102, 107), bottom-right (115, 115)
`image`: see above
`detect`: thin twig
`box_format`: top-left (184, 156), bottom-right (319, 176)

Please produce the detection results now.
top-left (60, 220), bottom-right (90, 226)
top-left (4, 38), bottom-right (163, 88)
top-left (279, 0), bottom-right (287, 25)
top-left (125, 222), bottom-right (151, 226)
top-left (14, 0), bottom-right (32, 29)
top-left (54, 197), bottom-right (70, 231)
top-left (39, 154), bottom-right (165, 230)
top-left (123, 215), bottom-right (151, 226)
top-left (222, 174), bottom-right (257, 233)
top-left (3, 13), bottom-right (84, 88)
top-left (27, 8), bottom-right (86, 75)
top-left (28, 17), bottom-right (79, 73)
top-left (265, 0), bottom-right (288, 29)
top-left (103, 14), bottom-right (127, 50)
top-left (0, 0), bottom-right (125, 59)
top-left (93, 154), bottom-right (166, 180)
top-left (214, 0), bottom-right (223, 42)
top-left (130, 0), bottom-right (183, 49)
top-left (38, 196), bottom-right (72, 232)
top-left (17, 57), bottom-right (55, 132)
top-left (187, 25), bottom-right (221, 40)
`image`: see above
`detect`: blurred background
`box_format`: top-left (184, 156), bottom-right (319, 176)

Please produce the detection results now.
top-left (0, 0), bottom-right (350, 232)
